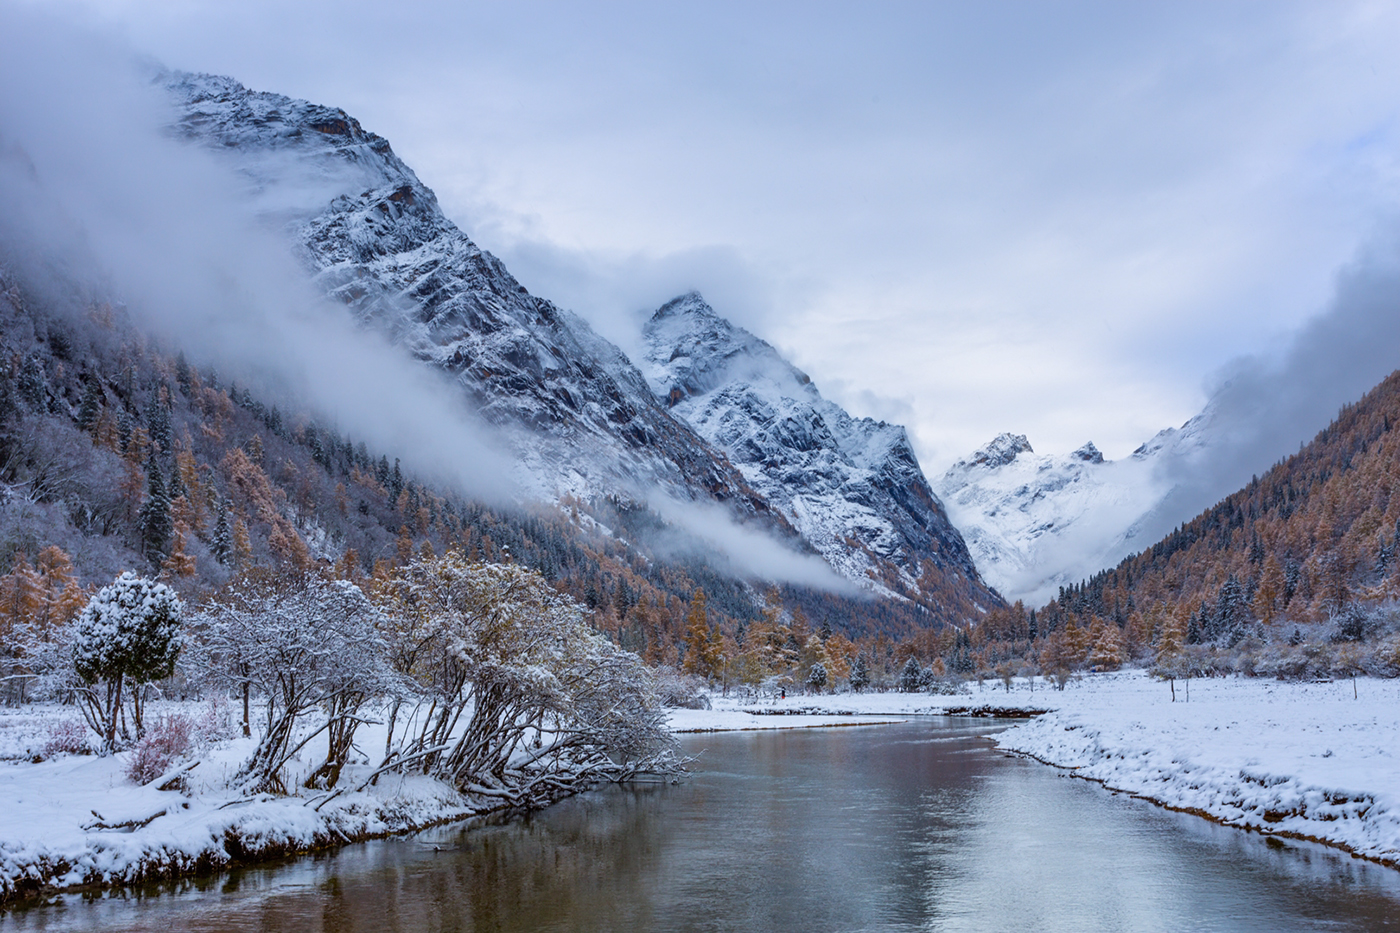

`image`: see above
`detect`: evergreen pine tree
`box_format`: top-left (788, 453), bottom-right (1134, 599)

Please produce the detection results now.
top-left (212, 494), bottom-right (232, 566)
top-left (899, 656), bottom-right (923, 692)
top-left (175, 353), bottom-right (192, 397)
top-left (167, 455), bottom-right (188, 505)
top-left (117, 408), bottom-right (132, 453)
top-left (146, 389), bottom-right (172, 453)
top-left (77, 376), bottom-right (103, 431)
top-left (390, 458), bottom-right (404, 500)
top-left (850, 653), bottom-right (871, 692)
top-left (18, 355), bottom-right (47, 410)
top-left (1214, 575), bottom-right (1248, 646)
top-left (136, 451), bottom-right (173, 569)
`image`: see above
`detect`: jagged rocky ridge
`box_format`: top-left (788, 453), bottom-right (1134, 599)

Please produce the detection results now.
top-left (640, 293), bottom-right (991, 605)
top-left (160, 72), bottom-right (996, 608)
top-left (937, 415), bottom-right (1211, 605)
top-left (162, 72), bottom-right (784, 530)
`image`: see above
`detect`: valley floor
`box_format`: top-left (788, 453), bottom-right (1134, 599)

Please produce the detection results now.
top-left (676, 670), bottom-right (1400, 869)
top-left (2, 670), bottom-right (1397, 906)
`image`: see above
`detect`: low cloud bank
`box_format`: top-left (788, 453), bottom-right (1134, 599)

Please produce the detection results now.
top-left (1135, 230), bottom-right (1400, 546)
top-left (0, 5), bottom-right (518, 503)
top-left (647, 494), bottom-right (858, 594)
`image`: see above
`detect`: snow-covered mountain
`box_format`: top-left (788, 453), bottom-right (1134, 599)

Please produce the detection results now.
top-left (640, 292), bottom-right (987, 602)
top-left (936, 415), bottom-right (1214, 604)
top-left (162, 72), bottom-right (787, 527)
top-left (158, 72), bottom-right (1000, 606)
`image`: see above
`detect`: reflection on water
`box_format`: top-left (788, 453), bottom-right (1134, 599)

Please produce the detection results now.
top-left (6, 720), bottom-right (1400, 931)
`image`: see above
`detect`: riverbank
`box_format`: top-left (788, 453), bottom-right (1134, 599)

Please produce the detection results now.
top-left (0, 706), bottom-right (495, 906)
top-left (686, 670), bottom-right (1400, 869)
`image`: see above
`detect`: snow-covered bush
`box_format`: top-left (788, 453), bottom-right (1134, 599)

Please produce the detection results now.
top-left (193, 698), bottom-right (235, 745)
top-left (379, 555), bottom-right (679, 804)
top-left (654, 669), bottom-right (710, 709)
top-left (38, 718), bottom-right (90, 760)
top-left (71, 572), bottom-right (183, 754)
top-left (124, 713), bottom-right (195, 784)
top-left (189, 572), bottom-right (398, 793)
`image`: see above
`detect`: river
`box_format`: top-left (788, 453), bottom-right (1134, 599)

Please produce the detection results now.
top-left (6, 718), bottom-right (1400, 931)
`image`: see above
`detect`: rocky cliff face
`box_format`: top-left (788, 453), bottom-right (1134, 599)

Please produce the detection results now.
top-left (640, 292), bottom-right (992, 604)
top-left (162, 72), bottom-right (786, 528)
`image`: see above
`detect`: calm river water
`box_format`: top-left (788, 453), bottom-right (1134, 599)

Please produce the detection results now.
top-left (6, 718), bottom-right (1400, 932)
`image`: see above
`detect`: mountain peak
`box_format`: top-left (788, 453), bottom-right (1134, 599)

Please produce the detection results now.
top-left (970, 433), bottom-right (1034, 469)
top-left (1071, 441), bottom-right (1104, 463)
top-left (640, 294), bottom-right (989, 604)
top-left (650, 290), bottom-right (715, 322)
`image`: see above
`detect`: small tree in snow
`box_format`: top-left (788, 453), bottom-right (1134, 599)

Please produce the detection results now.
top-left (899, 657), bottom-right (923, 693)
top-left (71, 572), bottom-right (183, 754)
top-left (806, 662), bottom-right (828, 694)
top-left (1153, 613), bottom-right (1188, 702)
top-left (378, 554), bottom-right (679, 804)
top-left (849, 653), bottom-right (871, 692)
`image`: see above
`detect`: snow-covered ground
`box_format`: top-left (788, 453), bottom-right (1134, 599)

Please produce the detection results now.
top-left (686, 671), bottom-right (1400, 868)
top-left (0, 702), bottom-right (476, 904)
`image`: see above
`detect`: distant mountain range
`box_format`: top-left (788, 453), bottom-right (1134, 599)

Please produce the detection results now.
top-left (935, 412), bottom-right (1214, 604)
top-left (4, 66), bottom-right (1316, 624)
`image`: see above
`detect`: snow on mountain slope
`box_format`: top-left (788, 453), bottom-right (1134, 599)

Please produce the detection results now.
top-left (937, 407), bottom-right (1221, 605)
top-left (937, 433), bottom-right (1171, 604)
top-left (641, 292), bottom-right (991, 602)
top-left (160, 72), bottom-right (786, 528)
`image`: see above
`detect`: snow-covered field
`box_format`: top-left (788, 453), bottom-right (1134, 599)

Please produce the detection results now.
top-left (0, 703), bottom-right (477, 905)
top-left (684, 671), bottom-right (1400, 868)
top-left (3, 670), bottom-right (1397, 906)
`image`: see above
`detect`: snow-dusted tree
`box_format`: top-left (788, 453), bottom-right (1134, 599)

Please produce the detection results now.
top-left (849, 653), bottom-right (871, 692)
top-left (681, 588), bottom-right (721, 680)
top-left (71, 572), bottom-right (183, 754)
top-left (1087, 620), bottom-right (1123, 671)
top-left (136, 450), bottom-right (173, 569)
top-left (378, 554), bottom-right (678, 807)
top-left (806, 662), bottom-right (828, 693)
top-left (898, 656), bottom-right (923, 693)
top-left (189, 572), bottom-right (398, 793)
top-left (210, 493), bottom-right (232, 566)
top-left (1212, 575), bottom-right (1250, 646)
top-left (1152, 613), bottom-right (1187, 702)
top-left (76, 376), bottom-right (103, 432)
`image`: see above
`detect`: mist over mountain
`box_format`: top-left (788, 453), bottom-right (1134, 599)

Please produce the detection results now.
top-left (0, 35), bottom-right (1002, 624)
top-left (938, 432), bottom-right (1173, 604)
top-left (10, 19), bottom-right (1395, 630)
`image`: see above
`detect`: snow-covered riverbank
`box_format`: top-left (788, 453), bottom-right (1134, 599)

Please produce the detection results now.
top-left (0, 705), bottom-right (492, 906)
top-left (683, 670), bottom-right (1400, 868)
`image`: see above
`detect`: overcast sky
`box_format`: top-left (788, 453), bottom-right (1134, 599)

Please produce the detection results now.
top-left (26, 0), bottom-right (1400, 470)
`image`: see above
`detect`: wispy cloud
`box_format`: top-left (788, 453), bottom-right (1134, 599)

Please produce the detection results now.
top-left (0, 4), bottom-right (519, 502)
